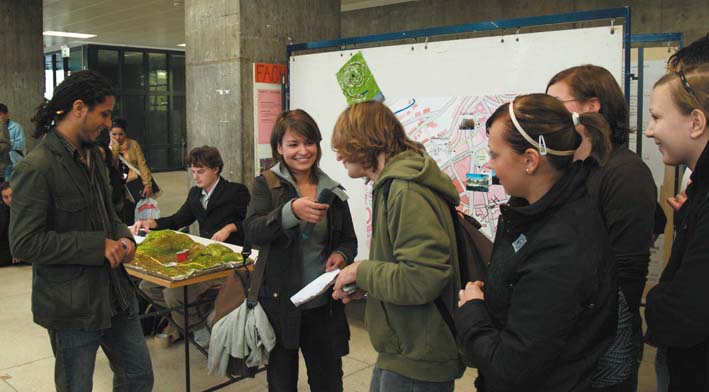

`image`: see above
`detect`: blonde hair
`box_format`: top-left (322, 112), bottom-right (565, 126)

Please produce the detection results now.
top-left (332, 101), bottom-right (423, 171)
top-left (654, 64), bottom-right (709, 118)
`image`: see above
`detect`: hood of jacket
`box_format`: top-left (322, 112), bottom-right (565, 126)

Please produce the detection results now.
top-left (373, 150), bottom-right (460, 206)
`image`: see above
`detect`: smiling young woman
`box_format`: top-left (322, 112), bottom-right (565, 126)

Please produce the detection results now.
top-left (644, 64), bottom-right (709, 392)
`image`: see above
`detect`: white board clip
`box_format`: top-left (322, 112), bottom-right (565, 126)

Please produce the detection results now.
top-left (515, 28), bottom-right (520, 42)
top-left (424, 36), bottom-right (429, 50)
top-left (610, 18), bottom-right (616, 35)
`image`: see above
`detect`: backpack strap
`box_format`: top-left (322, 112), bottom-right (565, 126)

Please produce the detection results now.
top-left (246, 170), bottom-right (283, 307)
top-left (379, 178), bottom-right (457, 337)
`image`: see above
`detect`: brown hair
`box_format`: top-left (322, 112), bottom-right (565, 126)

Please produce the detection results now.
top-left (186, 146), bottom-right (224, 173)
top-left (654, 64), bottom-right (709, 118)
top-left (546, 65), bottom-right (628, 146)
top-left (486, 94), bottom-right (611, 170)
top-left (270, 109), bottom-right (322, 174)
top-left (332, 100), bottom-right (423, 171)
top-left (667, 34), bottom-right (709, 72)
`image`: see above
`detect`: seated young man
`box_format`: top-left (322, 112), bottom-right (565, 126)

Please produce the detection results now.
top-left (133, 146), bottom-right (250, 345)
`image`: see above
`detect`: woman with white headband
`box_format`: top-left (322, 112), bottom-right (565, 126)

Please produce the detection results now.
top-left (454, 93), bottom-right (618, 392)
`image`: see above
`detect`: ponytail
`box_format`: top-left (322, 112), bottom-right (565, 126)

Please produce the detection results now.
top-left (31, 101), bottom-right (68, 138)
top-left (577, 112), bottom-right (612, 165)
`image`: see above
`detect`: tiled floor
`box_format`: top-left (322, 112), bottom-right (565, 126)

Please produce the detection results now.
top-left (0, 171), bottom-right (659, 391)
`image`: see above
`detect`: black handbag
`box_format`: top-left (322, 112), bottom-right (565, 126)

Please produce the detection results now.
top-left (119, 155), bottom-right (160, 203)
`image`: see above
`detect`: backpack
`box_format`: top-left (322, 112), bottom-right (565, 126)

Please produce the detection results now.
top-left (380, 178), bottom-right (492, 336)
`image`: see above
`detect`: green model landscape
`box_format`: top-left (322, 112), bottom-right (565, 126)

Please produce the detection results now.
top-left (129, 230), bottom-right (243, 278)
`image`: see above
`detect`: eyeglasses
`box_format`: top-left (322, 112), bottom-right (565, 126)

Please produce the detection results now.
top-left (558, 98), bottom-right (580, 104)
top-left (678, 70), bottom-right (699, 101)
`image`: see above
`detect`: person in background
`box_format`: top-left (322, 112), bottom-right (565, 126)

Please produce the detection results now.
top-left (0, 120), bottom-right (10, 183)
top-left (644, 63), bottom-right (709, 392)
top-left (455, 94), bottom-right (617, 392)
top-left (97, 140), bottom-right (125, 216)
top-left (133, 146), bottom-right (251, 347)
top-left (244, 109), bottom-right (357, 392)
top-left (547, 65), bottom-right (657, 391)
top-left (10, 70), bottom-right (153, 391)
top-left (110, 117), bottom-right (153, 225)
top-left (0, 182), bottom-right (21, 265)
top-left (0, 103), bottom-right (26, 179)
top-left (331, 101), bottom-right (463, 392)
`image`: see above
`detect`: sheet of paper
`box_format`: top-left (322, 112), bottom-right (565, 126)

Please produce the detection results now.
top-left (290, 269), bottom-right (340, 307)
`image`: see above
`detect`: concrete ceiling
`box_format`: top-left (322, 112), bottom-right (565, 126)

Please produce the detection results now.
top-left (42, 0), bottom-right (418, 52)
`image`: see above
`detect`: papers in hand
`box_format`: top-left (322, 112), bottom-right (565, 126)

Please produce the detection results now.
top-left (290, 269), bottom-right (340, 307)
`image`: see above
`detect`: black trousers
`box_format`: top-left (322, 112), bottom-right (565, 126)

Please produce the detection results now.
top-left (266, 304), bottom-right (344, 392)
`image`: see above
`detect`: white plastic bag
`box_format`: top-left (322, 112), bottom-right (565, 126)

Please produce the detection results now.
top-left (135, 197), bottom-right (160, 221)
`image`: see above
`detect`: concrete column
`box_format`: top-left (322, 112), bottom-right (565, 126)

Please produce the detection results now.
top-left (0, 0), bottom-right (44, 151)
top-left (185, 0), bottom-right (339, 186)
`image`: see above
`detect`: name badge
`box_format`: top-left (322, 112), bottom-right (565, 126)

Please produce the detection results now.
top-left (512, 234), bottom-right (527, 253)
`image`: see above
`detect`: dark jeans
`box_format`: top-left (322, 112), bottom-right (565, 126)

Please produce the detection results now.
top-left (48, 303), bottom-right (154, 392)
top-left (370, 366), bottom-right (454, 392)
top-left (266, 305), bottom-right (344, 392)
top-left (655, 346), bottom-right (669, 392)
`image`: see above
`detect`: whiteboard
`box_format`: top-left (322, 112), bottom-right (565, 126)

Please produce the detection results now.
top-left (290, 26), bottom-right (624, 260)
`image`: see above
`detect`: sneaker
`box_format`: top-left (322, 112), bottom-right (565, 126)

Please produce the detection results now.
top-left (193, 326), bottom-right (210, 348)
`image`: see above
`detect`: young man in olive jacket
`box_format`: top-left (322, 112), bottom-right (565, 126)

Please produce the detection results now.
top-left (9, 70), bottom-right (153, 392)
top-left (332, 102), bottom-right (464, 391)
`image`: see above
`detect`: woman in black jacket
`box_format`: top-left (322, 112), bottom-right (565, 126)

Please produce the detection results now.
top-left (244, 109), bottom-right (357, 392)
top-left (547, 66), bottom-right (658, 391)
top-left (455, 94), bottom-right (618, 392)
top-left (644, 64), bottom-right (709, 391)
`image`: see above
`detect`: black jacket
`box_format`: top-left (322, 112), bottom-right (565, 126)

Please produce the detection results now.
top-left (0, 203), bottom-right (11, 263)
top-left (645, 141), bottom-right (709, 391)
top-left (454, 160), bottom-right (617, 392)
top-left (587, 145), bottom-right (656, 323)
top-left (154, 176), bottom-right (250, 245)
top-left (243, 170), bottom-right (357, 351)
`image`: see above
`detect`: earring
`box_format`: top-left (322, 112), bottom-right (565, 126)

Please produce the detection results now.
top-left (525, 168), bottom-right (529, 174)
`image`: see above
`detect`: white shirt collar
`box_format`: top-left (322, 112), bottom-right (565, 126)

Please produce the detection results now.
top-left (202, 176), bottom-right (221, 201)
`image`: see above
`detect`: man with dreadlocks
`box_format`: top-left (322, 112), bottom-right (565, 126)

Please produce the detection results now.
top-left (9, 70), bottom-right (154, 391)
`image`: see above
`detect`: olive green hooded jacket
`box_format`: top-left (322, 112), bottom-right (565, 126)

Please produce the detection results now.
top-left (356, 150), bottom-right (464, 382)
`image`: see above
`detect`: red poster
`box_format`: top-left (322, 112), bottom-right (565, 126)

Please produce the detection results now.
top-left (257, 89), bottom-right (282, 144)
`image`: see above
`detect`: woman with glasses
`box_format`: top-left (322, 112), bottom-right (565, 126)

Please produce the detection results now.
top-left (547, 65), bottom-right (657, 391)
top-left (644, 64), bottom-right (709, 391)
top-left (455, 94), bottom-right (617, 392)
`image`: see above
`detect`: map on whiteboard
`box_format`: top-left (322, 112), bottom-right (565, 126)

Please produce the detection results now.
top-left (364, 95), bottom-right (516, 241)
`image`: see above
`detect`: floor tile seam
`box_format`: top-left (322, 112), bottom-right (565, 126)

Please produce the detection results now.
top-left (0, 355), bottom-right (54, 372)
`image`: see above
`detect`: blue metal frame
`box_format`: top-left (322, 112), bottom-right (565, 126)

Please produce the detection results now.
top-left (631, 33), bottom-right (683, 45)
top-left (286, 7), bottom-right (631, 110)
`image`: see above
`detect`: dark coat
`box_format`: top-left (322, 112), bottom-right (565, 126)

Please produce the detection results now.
top-left (9, 131), bottom-right (135, 331)
top-left (0, 203), bottom-right (11, 264)
top-left (454, 161), bottom-right (617, 392)
top-left (645, 142), bottom-right (709, 391)
top-left (243, 170), bottom-right (357, 352)
top-left (154, 176), bottom-right (250, 245)
top-left (587, 145), bottom-right (656, 323)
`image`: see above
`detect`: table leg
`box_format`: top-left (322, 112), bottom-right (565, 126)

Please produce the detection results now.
top-left (184, 285), bottom-right (191, 392)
